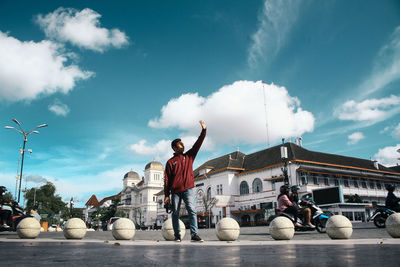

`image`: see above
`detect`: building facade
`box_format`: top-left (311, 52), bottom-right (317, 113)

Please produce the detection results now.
top-left (118, 161), bottom-right (164, 228)
top-left (155, 142), bottom-right (400, 225)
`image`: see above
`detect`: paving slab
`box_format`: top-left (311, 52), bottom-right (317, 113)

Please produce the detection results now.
top-left (1, 224), bottom-right (399, 266)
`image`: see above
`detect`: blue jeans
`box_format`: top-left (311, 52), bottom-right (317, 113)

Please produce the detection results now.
top-left (171, 188), bottom-right (198, 237)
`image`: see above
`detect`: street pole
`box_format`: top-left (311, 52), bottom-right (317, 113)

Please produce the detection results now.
top-left (4, 119), bottom-right (48, 205)
top-left (17, 137), bottom-right (27, 203)
top-left (33, 188), bottom-right (37, 204)
top-left (70, 197), bottom-right (74, 217)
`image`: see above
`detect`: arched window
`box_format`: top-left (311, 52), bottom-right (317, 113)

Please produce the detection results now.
top-left (240, 181), bottom-right (249, 195)
top-left (207, 187), bottom-right (211, 200)
top-left (252, 178), bottom-right (263, 193)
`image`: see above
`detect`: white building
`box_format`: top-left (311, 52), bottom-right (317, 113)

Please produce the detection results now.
top-left (118, 161), bottom-right (164, 228)
top-left (156, 142), bottom-right (400, 225)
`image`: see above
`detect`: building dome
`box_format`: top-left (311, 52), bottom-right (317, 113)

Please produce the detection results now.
top-left (145, 160), bottom-right (163, 171)
top-left (124, 170), bottom-right (140, 179)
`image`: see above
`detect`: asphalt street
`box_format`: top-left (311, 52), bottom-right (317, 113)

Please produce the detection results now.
top-left (1, 223), bottom-right (399, 266)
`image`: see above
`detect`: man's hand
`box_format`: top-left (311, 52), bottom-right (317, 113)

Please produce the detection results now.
top-left (164, 196), bottom-right (170, 204)
top-left (199, 120), bottom-right (206, 130)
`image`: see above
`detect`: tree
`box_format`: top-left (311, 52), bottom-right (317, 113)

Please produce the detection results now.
top-left (201, 195), bottom-right (218, 228)
top-left (24, 182), bottom-right (68, 218)
top-left (90, 198), bottom-right (122, 225)
top-left (2, 192), bottom-right (13, 202)
top-left (345, 194), bottom-right (363, 203)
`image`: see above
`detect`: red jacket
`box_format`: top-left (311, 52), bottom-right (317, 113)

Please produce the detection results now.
top-left (164, 128), bottom-right (206, 197)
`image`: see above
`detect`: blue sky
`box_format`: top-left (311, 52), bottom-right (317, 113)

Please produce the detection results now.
top-left (1, 0), bottom-right (400, 207)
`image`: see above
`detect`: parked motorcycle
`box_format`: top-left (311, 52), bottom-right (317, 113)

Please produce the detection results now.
top-left (368, 205), bottom-right (395, 228)
top-left (0, 201), bottom-right (31, 232)
top-left (279, 194), bottom-right (331, 233)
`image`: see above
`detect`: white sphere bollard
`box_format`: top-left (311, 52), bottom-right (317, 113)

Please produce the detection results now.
top-left (48, 227), bottom-right (56, 232)
top-left (63, 218), bottom-right (87, 239)
top-left (386, 213), bottom-right (400, 238)
top-left (16, 217), bottom-right (41, 239)
top-left (112, 218), bottom-right (136, 240)
top-left (326, 215), bottom-right (353, 239)
top-left (269, 217), bottom-right (294, 240)
top-left (161, 218), bottom-right (186, 240)
top-left (216, 218), bottom-right (240, 241)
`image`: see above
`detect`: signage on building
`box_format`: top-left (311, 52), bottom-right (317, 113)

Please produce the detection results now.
top-left (260, 202), bottom-right (273, 209)
top-left (312, 186), bottom-right (344, 205)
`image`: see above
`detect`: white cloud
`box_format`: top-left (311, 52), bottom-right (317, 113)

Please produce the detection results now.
top-left (129, 139), bottom-right (171, 160)
top-left (380, 126), bottom-right (391, 134)
top-left (0, 31), bottom-right (93, 102)
top-left (51, 166), bottom-right (129, 198)
top-left (0, 172), bottom-right (17, 196)
top-left (347, 132), bottom-right (364, 145)
top-left (129, 135), bottom-right (215, 161)
top-left (148, 80), bottom-right (314, 146)
top-left (359, 26), bottom-right (400, 98)
top-left (374, 144), bottom-right (400, 167)
top-left (335, 95), bottom-right (400, 123)
top-left (392, 123), bottom-right (400, 139)
top-left (48, 99), bottom-right (70, 116)
top-left (36, 7), bottom-right (129, 52)
top-left (248, 0), bottom-right (300, 68)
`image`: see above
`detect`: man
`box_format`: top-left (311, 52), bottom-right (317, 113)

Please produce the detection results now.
top-left (164, 120), bottom-right (206, 242)
top-left (289, 185), bottom-right (315, 228)
top-left (385, 184), bottom-right (400, 212)
top-left (0, 186), bottom-right (11, 229)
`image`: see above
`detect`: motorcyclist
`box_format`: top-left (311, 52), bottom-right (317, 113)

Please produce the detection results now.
top-left (278, 185), bottom-right (301, 227)
top-left (0, 186), bottom-right (12, 229)
top-left (385, 184), bottom-right (400, 212)
top-left (289, 185), bottom-right (315, 228)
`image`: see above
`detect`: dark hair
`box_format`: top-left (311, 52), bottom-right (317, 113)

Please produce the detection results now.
top-left (277, 185), bottom-right (289, 201)
top-left (171, 138), bottom-right (181, 149)
top-left (280, 185), bottom-right (289, 194)
top-left (386, 184), bottom-right (395, 192)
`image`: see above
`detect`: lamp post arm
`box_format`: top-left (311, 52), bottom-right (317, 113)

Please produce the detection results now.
top-left (5, 126), bottom-right (24, 135)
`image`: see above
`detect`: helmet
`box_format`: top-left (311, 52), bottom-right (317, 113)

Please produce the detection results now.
top-left (291, 185), bottom-right (300, 193)
top-left (280, 185), bottom-right (289, 194)
top-left (386, 184), bottom-right (396, 192)
top-left (0, 186), bottom-right (7, 194)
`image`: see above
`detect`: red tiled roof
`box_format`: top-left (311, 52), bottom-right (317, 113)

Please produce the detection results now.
top-left (98, 192), bottom-right (121, 206)
top-left (85, 194), bottom-right (99, 207)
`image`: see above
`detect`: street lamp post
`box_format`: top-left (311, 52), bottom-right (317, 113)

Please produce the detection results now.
top-left (70, 197), bottom-right (74, 217)
top-left (280, 140), bottom-right (289, 185)
top-left (5, 119), bottom-right (48, 203)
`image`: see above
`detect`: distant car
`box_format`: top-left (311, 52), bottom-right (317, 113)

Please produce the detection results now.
top-left (106, 217), bottom-right (121, 231)
top-left (180, 215), bottom-right (207, 229)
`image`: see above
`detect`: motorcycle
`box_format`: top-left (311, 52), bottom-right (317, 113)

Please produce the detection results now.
top-left (0, 201), bottom-right (31, 232)
top-left (279, 194), bottom-right (331, 233)
top-left (306, 199), bottom-right (331, 233)
top-left (367, 204), bottom-right (395, 228)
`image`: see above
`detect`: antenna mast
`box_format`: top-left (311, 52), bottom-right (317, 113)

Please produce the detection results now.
top-left (262, 82), bottom-right (270, 148)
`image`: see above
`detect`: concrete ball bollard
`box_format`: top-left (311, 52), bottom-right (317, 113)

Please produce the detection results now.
top-left (386, 213), bottom-right (400, 238)
top-left (48, 227), bottom-right (56, 232)
top-left (269, 217), bottom-right (294, 240)
top-left (326, 215), bottom-right (353, 239)
top-left (112, 218), bottom-right (136, 240)
top-left (161, 218), bottom-right (186, 240)
top-left (215, 218), bottom-right (240, 241)
top-left (63, 218), bottom-right (87, 239)
top-left (16, 217), bottom-right (41, 239)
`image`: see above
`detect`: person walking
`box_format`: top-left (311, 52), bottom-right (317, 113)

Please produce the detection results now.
top-left (164, 120), bottom-right (206, 242)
